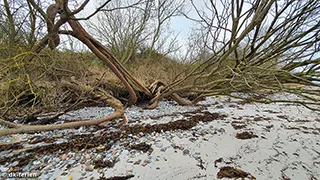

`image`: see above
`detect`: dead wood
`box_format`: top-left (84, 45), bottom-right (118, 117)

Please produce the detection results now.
top-left (0, 80), bottom-right (125, 136)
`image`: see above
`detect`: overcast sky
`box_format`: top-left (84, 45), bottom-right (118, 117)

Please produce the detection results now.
top-left (69, 0), bottom-right (210, 55)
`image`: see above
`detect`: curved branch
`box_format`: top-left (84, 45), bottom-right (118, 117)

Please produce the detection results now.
top-left (0, 81), bottom-right (125, 137)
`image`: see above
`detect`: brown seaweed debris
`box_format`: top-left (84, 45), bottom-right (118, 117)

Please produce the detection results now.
top-left (0, 111), bottom-right (225, 169)
top-left (121, 111), bottom-right (226, 134)
top-left (196, 158), bottom-right (206, 170)
top-left (277, 115), bottom-right (289, 120)
top-left (29, 137), bottom-right (55, 144)
top-left (129, 142), bottom-right (153, 153)
top-left (0, 133), bottom-right (117, 168)
top-left (94, 159), bottom-right (116, 169)
top-left (98, 174), bottom-right (134, 180)
top-left (217, 166), bottom-right (256, 179)
top-left (214, 157), bottom-right (224, 168)
top-left (231, 121), bottom-right (247, 130)
top-left (253, 116), bottom-right (272, 121)
top-left (0, 142), bottom-right (23, 152)
top-left (236, 131), bottom-right (258, 140)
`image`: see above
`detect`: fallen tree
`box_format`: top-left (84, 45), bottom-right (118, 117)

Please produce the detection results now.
top-left (0, 0), bottom-right (190, 136)
top-left (0, 0), bottom-right (319, 136)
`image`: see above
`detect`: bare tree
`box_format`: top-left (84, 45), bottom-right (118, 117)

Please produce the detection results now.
top-left (160, 0), bottom-right (320, 108)
top-left (88, 0), bottom-right (184, 64)
top-left (0, 0), bottom-right (45, 48)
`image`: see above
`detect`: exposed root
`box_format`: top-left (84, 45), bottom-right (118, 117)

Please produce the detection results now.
top-left (170, 93), bottom-right (192, 106)
top-left (144, 84), bottom-right (165, 109)
top-left (143, 100), bottom-right (159, 109)
top-left (145, 80), bottom-right (192, 109)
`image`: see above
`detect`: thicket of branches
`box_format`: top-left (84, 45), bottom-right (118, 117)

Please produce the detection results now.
top-left (168, 0), bottom-right (320, 106)
top-left (0, 0), bottom-right (45, 49)
top-left (0, 0), bottom-right (319, 136)
top-left (89, 0), bottom-right (183, 64)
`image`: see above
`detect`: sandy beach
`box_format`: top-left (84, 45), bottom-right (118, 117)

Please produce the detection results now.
top-left (0, 93), bottom-right (319, 180)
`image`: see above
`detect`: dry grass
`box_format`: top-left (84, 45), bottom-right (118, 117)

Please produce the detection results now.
top-left (128, 57), bottom-right (189, 85)
top-left (0, 46), bottom-right (189, 117)
top-left (0, 48), bottom-right (102, 116)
